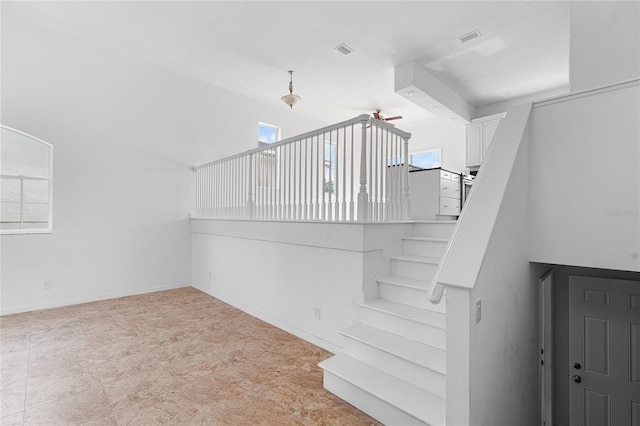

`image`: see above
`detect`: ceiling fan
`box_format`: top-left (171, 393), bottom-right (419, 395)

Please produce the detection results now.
top-left (372, 110), bottom-right (403, 126)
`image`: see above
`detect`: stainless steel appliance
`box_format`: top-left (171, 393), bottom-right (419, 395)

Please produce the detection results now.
top-left (461, 175), bottom-right (474, 208)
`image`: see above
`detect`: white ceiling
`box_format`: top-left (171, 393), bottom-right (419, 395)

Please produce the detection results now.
top-left (5, 1), bottom-right (571, 127)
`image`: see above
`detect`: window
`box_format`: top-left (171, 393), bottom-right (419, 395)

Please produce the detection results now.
top-left (324, 141), bottom-right (336, 193)
top-left (1, 125), bottom-right (53, 234)
top-left (258, 122), bottom-right (280, 146)
top-left (387, 147), bottom-right (442, 169)
top-left (410, 147), bottom-right (441, 169)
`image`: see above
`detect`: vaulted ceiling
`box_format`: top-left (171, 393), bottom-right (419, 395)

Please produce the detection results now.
top-left (4, 1), bottom-right (570, 127)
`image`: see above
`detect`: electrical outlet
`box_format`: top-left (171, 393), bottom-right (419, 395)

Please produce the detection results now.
top-left (43, 280), bottom-right (52, 290)
top-left (476, 299), bottom-right (482, 323)
top-left (314, 307), bottom-right (321, 320)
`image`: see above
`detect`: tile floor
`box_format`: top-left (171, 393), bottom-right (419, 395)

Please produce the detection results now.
top-left (0, 287), bottom-right (380, 425)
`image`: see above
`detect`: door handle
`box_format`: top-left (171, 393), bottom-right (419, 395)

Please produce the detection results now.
top-left (572, 375), bottom-right (582, 383)
top-left (573, 362), bottom-right (581, 370)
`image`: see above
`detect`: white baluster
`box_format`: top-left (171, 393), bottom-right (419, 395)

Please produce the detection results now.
top-left (402, 135), bottom-right (411, 221)
top-left (313, 135), bottom-right (319, 220)
top-left (278, 146), bottom-right (283, 220)
top-left (297, 140), bottom-right (302, 220)
top-left (357, 117), bottom-right (369, 221)
top-left (335, 128), bottom-right (340, 221)
top-left (350, 125), bottom-right (355, 221)
top-left (246, 153), bottom-right (255, 219)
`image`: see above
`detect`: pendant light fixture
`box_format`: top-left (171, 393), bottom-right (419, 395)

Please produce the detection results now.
top-left (281, 70), bottom-right (301, 109)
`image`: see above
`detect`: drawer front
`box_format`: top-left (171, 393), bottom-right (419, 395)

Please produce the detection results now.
top-left (441, 170), bottom-right (460, 182)
top-left (440, 179), bottom-right (461, 199)
top-left (440, 197), bottom-right (461, 216)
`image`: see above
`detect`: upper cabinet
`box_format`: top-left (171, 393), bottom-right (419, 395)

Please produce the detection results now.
top-left (466, 113), bottom-right (506, 170)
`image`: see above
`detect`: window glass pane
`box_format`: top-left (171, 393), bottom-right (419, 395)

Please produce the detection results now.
top-left (0, 202), bottom-right (21, 223)
top-left (324, 142), bottom-right (336, 160)
top-left (22, 202), bottom-right (49, 224)
top-left (23, 180), bottom-right (49, 203)
top-left (0, 222), bottom-right (21, 231)
top-left (324, 142), bottom-right (336, 193)
top-left (411, 150), bottom-right (441, 169)
top-left (0, 179), bottom-right (21, 202)
top-left (258, 123), bottom-right (280, 145)
top-left (1, 127), bottom-right (50, 177)
top-left (0, 126), bottom-right (53, 233)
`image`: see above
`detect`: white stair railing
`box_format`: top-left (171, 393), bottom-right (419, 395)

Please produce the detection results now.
top-left (193, 115), bottom-right (411, 222)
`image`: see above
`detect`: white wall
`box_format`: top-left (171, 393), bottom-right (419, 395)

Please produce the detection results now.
top-left (467, 140), bottom-right (546, 425)
top-left (529, 82), bottom-right (639, 272)
top-left (191, 220), bottom-right (412, 352)
top-left (403, 118), bottom-right (466, 173)
top-left (435, 102), bottom-right (545, 424)
top-left (0, 6), bottom-right (325, 314)
top-left (570, 1), bottom-right (640, 93)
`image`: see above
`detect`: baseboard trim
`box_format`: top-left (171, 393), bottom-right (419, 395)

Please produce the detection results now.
top-left (194, 286), bottom-right (342, 355)
top-left (0, 283), bottom-right (191, 316)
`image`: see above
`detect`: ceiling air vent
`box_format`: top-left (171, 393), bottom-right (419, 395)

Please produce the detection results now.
top-left (459, 30), bottom-right (481, 43)
top-left (334, 44), bottom-right (354, 55)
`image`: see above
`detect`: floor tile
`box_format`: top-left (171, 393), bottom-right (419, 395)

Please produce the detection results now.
top-left (0, 287), bottom-right (379, 425)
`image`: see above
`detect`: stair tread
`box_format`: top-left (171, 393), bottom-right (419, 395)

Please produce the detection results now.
top-left (413, 220), bottom-right (457, 224)
top-left (341, 323), bottom-right (446, 374)
top-left (358, 299), bottom-right (446, 328)
top-left (403, 236), bottom-right (449, 243)
top-left (391, 254), bottom-right (441, 264)
top-left (319, 353), bottom-right (445, 425)
top-left (378, 275), bottom-right (431, 290)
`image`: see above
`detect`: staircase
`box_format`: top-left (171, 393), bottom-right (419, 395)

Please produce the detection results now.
top-left (319, 220), bottom-right (455, 426)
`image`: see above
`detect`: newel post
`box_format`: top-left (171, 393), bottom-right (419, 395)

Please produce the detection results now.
top-left (401, 134), bottom-right (411, 220)
top-left (357, 116), bottom-right (370, 221)
top-left (245, 152), bottom-right (255, 219)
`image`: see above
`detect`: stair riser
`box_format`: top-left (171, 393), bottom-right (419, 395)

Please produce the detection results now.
top-left (323, 371), bottom-right (427, 426)
top-left (342, 338), bottom-right (446, 398)
top-left (361, 308), bottom-right (446, 349)
top-left (391, 260), bottom-right (438, 281)
top-left (379, 283), bottom-right (446, 311)
top-left (413, 223), bottom-right (455, 239)
top-left (358, 302), bottom-right (446, 327)
top-left (403, 240), bottom-right (447, 258)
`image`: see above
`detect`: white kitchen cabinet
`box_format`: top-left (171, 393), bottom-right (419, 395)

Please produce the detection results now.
top-left (409, 168), bottom-right (461, 220)
top-left (466, 112), bottom-right (505, 169)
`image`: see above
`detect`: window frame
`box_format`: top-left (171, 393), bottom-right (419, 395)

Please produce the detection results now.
top-left (0, 125), bottom-right (53, 235)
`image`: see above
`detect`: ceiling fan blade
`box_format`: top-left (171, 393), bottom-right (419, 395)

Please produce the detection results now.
top-left (384, 115), bottom-right (403, 121)
top-left (373, 112), bottom-right (381, 120)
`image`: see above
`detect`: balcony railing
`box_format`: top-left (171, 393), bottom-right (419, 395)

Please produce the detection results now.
top-left (193, 115), bottom-right (411, 222)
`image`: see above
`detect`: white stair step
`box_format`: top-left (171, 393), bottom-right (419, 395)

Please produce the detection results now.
top-left (360, 298), bottom-right (446, 324)
top-left (403, 236), bottom-right (449, 257)
top-left (359, 300), bottom-right (446, 349)
top-left (341, 324), bottom-right (446, 374)
top-left (413, 220), bottom-right (456, 239)
top-left (341, 324), bottom-right (446, 397)
top-left (378, 275), bottom-right (431, 290)
top-left (391, 255), bottom-right (440, 281)
top-left (378, 275), bottom-right (439, 310)
top-left (320, 353), bottom-right (445, 426)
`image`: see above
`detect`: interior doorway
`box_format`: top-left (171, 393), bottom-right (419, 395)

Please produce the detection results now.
top-left (568, 275), bottom-right (640, 426)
